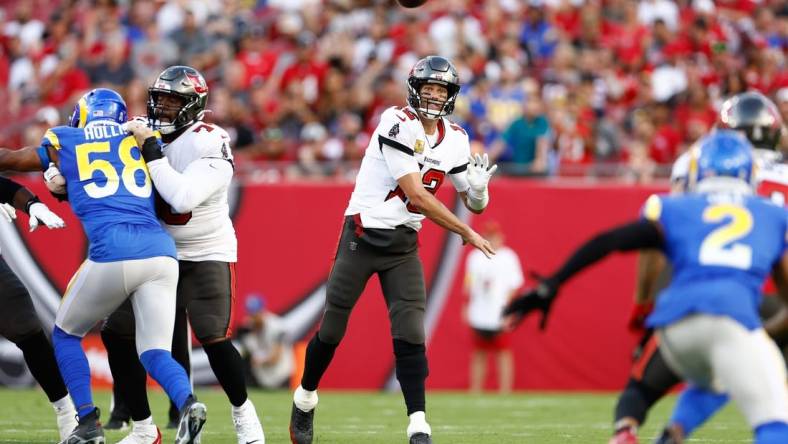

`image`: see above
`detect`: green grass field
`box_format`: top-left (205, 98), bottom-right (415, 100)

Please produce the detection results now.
top-left (0, 388), bottom-right (752, 443)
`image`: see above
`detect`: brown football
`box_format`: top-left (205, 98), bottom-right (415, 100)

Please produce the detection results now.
top-left (396, 0), bottom-right (428, 7)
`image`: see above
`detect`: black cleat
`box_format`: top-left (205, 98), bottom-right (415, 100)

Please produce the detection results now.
top-left (59, 408), bottom-right (105, 444)
top-left (289, 403), bottom-right (314, 444)
top-left (654, 426), bottom-right (684, 444)
top-left (409, 432), bottom-right (432, 444)
top-left (175, 396), bottom-right (207, 444)
top-left (168, 402), bottom-right (180, 429)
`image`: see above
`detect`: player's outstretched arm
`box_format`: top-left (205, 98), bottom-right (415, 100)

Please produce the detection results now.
top-left (0, 146), bottom-right (47, 172)
top-left (397, 172), bottom-right (495, 258)
top-left (0, 176), bottom-right (65, 231)
top-left (629, 250), bottom-right (666, 331)
top-left (503, 220), bottom-right (665, 328)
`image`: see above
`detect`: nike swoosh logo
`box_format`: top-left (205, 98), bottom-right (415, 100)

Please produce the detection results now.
top-left (397, 115), bottom-right (406, 122)
top-left (209, 164), bottom-right (218, 170)
top-left (246, 441), bottom-right (261, 444)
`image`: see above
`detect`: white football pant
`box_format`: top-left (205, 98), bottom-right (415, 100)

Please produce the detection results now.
top-left (658, 314), bottom-right (788, 427)
top-left (55, 256), bottom-right (178, 355)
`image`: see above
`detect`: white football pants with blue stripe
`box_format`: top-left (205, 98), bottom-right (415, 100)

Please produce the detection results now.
top-left (658, 314), bottom-right (788, 429)
top-left (56, 256), bottom-right (178, 353)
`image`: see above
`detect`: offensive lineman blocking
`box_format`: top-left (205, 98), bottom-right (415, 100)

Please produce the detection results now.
top-left (288, 56), bottom-right (497, 444)
top-left (108, 66), bottom-right (265, 444)
top-left (41, 88), bottom-right (206, 444)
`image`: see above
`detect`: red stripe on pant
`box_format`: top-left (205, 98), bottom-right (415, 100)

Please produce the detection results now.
top-left (631, 334), bottom-right (660, 381)
top-left (225, 262), bottom-right (237, 339)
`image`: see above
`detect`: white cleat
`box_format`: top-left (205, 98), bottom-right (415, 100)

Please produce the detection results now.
top-left (117, 422), bottom-right (162, 444)
top-left (54, 400), bottom-right (78, 441)
top-left (232, 399), bottom-right (265, 444)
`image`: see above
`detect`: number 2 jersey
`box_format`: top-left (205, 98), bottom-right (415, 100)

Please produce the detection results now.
top-left (39, 122), bottom-right (175, 262)
top-left (642, 191), bottom-right (788, 330)
top-left (345, 105), bottom-right (472, 231)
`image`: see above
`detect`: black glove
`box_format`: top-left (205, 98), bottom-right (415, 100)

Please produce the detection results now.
top-left (140, 136), bottom-right (164, 162)
top-left (503, 275), bottom-right (559, 330)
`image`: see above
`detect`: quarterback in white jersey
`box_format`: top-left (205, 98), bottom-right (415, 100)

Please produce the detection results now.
top-left (346, 103), bottom-right (477, 231)
top-left (104, 66), bottom-right (265, 444)
top-left (289, 56), bottom-right (496, 444)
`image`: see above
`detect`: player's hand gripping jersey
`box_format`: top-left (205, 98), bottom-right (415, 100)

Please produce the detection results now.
top-left (149, 121), bottom-right (237, 262)
top-left (642, 191), bottom-right (788, 330)
top-left (345, 106), bottom-right (472, 231)
top-left (39, 123), bottom-right (175, 262)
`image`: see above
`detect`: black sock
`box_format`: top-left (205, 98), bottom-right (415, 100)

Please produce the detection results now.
top-left (204, 339), bottom-right (248, 407)
top-left (101, 329), bottom-right (152, 421)
top-left (614, 378), bottom-right (664, 425)
top-left (15, 330), bottom-right (68, 402)
top-left (169, 309), bottom-right (190, 422)
top-left (300, 332), bottom-right (338, 391)
top-left (393, 339), bottom-right (428, 415)
top-left (110, 381), bottom-right (130, 420)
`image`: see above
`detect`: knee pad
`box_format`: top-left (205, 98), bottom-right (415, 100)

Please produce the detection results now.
top-left (390, 304), bottom-right (425, 345)
top-left (755, 421), bottom-right (788, 444)
top-left (318, 308), bottom-right (351, 345)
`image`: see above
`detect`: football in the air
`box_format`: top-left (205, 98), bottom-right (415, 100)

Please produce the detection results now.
top-left (396, 0), bottom-right (428, 7)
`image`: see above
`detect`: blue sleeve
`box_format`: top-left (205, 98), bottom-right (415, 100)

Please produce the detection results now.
top-left (36, 145), bottom-right (50, 171)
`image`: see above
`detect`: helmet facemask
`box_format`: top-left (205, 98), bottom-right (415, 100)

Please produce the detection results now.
top-left (407, 80), bottom-right (459, 120)
top-left (147, 90), bottom-right (205, 135)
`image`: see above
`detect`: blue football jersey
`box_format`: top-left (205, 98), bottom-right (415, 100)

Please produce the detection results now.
top-left (40, 123), bottom-right (175, 262)
top-left (643, 191), bottom-right (788, 330)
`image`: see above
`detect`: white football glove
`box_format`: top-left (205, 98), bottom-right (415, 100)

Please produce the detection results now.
top-left (467, 153), bottom-right (497, 193)
top-left (28, 202), bottom-right (65, 232)
top-left (122, 116), bottom-right (151, 135)
top-left (0, 203), bottom-right (16, 223)
top-left (44, 162), bottom-right (67, 195)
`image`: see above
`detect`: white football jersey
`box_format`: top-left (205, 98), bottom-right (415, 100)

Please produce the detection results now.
top-left (157, 121), bottom-right (237, 262)
top-left (345, 105), bottom-right (472, 231)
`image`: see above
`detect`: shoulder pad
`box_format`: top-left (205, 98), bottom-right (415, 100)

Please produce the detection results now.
top-left (191, 123), bottom-right (233, 160)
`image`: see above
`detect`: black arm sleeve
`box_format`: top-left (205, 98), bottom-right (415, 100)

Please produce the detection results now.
top-left (552, 219), bottom-right (665, 285)
top-left (0, 176), bottom-right (23, 205)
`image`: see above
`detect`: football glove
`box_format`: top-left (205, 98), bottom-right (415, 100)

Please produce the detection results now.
top-left (467, 153), bottom-right (497, 195)
top-left (503, 275), bottom-right (559, 330)
top-left (44, 163), bottom-right (67, 195)
top-left (28, 202), bottom-right (65, 232)
top-left (0, 203), bottom-right (16, 223)
top-left (627, 301), bottom-right (654, 332)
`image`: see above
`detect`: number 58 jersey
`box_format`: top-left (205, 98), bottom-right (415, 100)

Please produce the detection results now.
top-left (642, 191), bottom-right (788, 330)
top-left (40, 123), bottom-right (176, 262)
top-left (345, 105), bottom-right (472, 231)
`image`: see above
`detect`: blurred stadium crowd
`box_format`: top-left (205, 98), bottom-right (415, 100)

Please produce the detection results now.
top-left (0, 0), bottom-right (786, 181)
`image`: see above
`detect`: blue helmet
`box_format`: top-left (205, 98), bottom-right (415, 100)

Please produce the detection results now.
top-left (68, 88), bottom-right (127, 128)
top-left (692, 129), bottom-right (755, 186)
